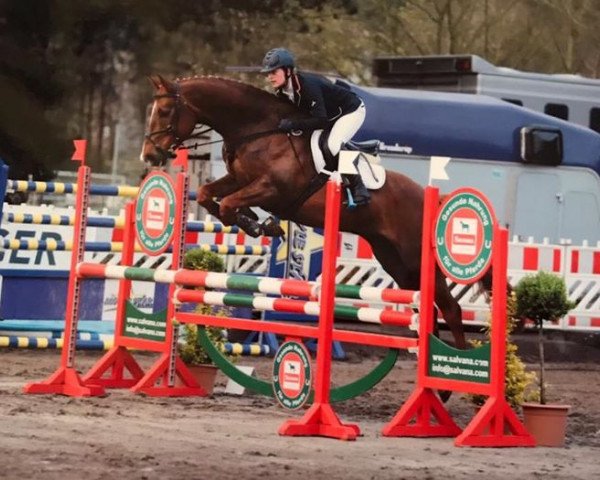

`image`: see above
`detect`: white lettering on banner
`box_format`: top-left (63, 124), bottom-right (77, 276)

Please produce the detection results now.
top-left (0, 205), bottom-right (109, 270)
top-left (430, 363), bottom-right (489, 379)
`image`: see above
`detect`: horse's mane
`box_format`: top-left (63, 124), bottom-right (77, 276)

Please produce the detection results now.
top-left (177, 74), bottom-right (294, 111)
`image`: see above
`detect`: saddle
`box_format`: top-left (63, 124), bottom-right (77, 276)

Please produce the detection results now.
top-left (345, 139), bottom-right (380, 155)
top-left (313, 130), bottom-right (386, 190)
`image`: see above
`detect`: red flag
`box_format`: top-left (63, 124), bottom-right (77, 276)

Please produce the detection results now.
top-left (172, 148), bottom-right (189, 171)
top-left (72, 139), bottom-right (87, 163)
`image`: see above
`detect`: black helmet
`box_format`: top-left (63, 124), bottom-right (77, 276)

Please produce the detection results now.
top-left (261, 48), bottom-right (295, 73)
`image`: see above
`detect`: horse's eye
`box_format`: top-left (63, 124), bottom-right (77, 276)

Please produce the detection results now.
top-left (158, 108), bottom-right (170, 118)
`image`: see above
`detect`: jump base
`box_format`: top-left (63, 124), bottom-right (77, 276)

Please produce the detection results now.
top-left (279, 402), bottom-right (360, 441)
top-left (24, 367), bottom-right (105, 397)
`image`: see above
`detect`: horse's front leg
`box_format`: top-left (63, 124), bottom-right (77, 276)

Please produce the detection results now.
top-left (219, 176), bottom-right (285, 237)
top-left (196, 173), bottom-right (240, 220)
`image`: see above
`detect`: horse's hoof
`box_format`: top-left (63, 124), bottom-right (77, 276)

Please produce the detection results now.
top-left (260, 216), bottom-right (285, 238)
top-left (235, 214), bottom-right (262, 238)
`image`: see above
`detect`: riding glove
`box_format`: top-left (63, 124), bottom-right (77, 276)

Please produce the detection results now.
top-left (278, 118), bottom-right (295, 132)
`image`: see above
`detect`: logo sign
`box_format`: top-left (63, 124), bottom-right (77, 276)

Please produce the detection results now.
top-left (272, 341), bottom-right (312, 410)
top-left (135, 172), bottom-right (176, 255)
top-left (434, 188), bottom-right (495, 283)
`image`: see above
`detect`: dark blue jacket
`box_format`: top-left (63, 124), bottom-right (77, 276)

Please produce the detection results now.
top-left (277, 72), bottom-right (362, 131)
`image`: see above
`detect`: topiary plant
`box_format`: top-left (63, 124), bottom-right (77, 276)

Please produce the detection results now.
top-left (514, 272), bottom-right (575, 405)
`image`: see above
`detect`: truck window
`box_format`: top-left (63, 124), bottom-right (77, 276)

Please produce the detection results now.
top-left (589, 107), bottom-right (600, 133)
top-left (545, 103), bottom-right (569, 120)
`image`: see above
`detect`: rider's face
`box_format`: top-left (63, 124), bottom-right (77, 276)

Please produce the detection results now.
top-left (266, 68), bottom-right (287, 89)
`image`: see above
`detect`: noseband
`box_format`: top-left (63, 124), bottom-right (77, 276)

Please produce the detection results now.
top-left (144, 83), bottom-right (204, 163)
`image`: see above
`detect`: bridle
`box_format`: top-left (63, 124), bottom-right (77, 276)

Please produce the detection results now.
top-left (144, 82), bottom-right (211, 163)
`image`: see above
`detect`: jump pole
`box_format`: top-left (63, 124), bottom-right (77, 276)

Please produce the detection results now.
top-left (24, 140), bottom-right (105, 396)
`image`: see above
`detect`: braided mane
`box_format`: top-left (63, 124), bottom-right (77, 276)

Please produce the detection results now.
top-left (177, 74), bottom-right (291, 107)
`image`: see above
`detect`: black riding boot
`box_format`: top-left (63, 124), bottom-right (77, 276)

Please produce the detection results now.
top-left (344, 174), bottom-right (371, 206)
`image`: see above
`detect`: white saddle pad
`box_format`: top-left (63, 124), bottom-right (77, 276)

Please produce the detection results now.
top-left (310, 130), bottom-right (386, 190)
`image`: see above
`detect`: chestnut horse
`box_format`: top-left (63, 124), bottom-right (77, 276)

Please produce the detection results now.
top-left (140, 75), bottom-right (466, 349)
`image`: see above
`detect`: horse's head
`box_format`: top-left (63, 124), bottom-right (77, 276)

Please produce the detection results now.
top-left (140, 75), bottom-right (198, 168)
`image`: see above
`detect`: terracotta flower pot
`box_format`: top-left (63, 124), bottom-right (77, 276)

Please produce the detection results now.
top-left (186, 364), bottom-right (219, 395)
top-left (522, 403), bottom-right (570, 447)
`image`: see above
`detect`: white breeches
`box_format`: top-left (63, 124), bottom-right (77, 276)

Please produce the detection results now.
top-left (327, 102), bottom-right (366, 157)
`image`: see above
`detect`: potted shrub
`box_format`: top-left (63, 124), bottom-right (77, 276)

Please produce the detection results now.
top-left (178, 321), bottom-right (226, 395)
top-left (178, 248), bottom-right (230, 395)
top-left (515, 271), bottom-right (575, 447)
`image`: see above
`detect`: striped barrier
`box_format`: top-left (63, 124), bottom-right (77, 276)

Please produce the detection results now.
top-left (0, 238), bottom-right (269, 255)
top-left (0, 335), bottom-right (112, 350)
top-left (77, 264), bottom-right (419, 304)
top-left (3, 211), bottom-right (240, 233)
top-left (223, 342), bottom-right (271, 356)
top-left (1, 170), bottom-right (271, 328)
top-left (0, 333), bottom-right (266, 356)
top-left (173, 288), bottom-right (418, 327)
top-left (6, 179), bottom-right (198, 201)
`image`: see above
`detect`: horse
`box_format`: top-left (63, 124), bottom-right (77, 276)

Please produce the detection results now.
top-left (140, 74), bottom-right (467, 350)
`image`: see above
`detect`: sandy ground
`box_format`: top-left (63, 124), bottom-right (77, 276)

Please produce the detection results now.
top-left (1, 348), bottom-right (599, 480)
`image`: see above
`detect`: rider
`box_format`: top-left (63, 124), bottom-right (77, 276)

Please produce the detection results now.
top-left (261, 47), bottom-right (370, 206)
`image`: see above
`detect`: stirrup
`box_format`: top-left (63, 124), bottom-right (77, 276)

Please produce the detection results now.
top-left (345, 187), bottom-right (357, 210)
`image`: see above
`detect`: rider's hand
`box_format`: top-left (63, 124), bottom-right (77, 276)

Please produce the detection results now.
top-left (278, 118), bottom-right (294, 132)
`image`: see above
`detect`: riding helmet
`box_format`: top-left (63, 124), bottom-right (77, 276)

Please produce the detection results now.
top-left (261, 48), bottom-right (295, 73)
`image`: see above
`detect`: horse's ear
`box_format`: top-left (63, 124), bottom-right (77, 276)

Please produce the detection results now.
top-left (148, 75), bottom-right (163, 90)
top-left (149, 74), bottom-right (174, 93)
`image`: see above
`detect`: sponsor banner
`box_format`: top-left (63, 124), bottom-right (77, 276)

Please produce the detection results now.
top-left (428, 334), bottom-right (491, 384)
top-left (122, 301), bottom-right (167, 342)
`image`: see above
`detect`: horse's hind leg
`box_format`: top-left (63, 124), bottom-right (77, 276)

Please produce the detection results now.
top-left (434, 271), bottom-right (466, 349)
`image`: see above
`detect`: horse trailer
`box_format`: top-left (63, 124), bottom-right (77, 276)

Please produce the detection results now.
top-left (372, 54), bottom-right (600, 133)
